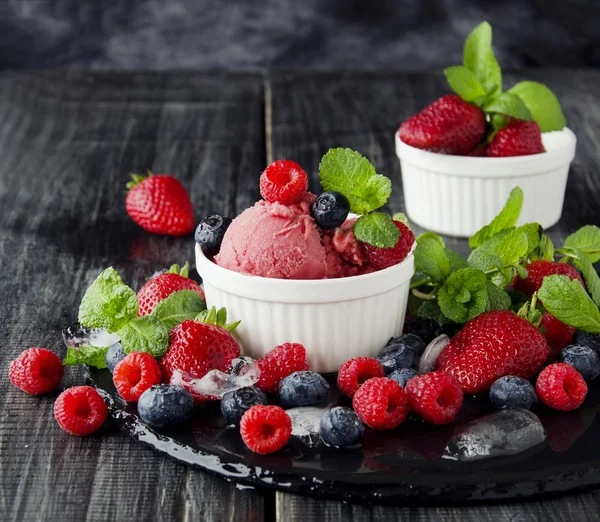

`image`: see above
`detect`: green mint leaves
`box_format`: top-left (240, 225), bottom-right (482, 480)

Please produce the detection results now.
top-left (414, 233), bottom-right (450, 282)
top-left (118, 316), bottom-right (170, 358)
top-left (152, 289), bottom-right (207, 330)
top-left (538, 275), bottom-right (600, 333)
top-left (564, 225), bottom-right (600, 263)
top-left (354, 213), bottom-right (400, 249)
top-left (508, 82), bottom-right (566, 132)
top-left (462, 21), bottom-right (501, 98)
top-left (319, 148), bottom-right (391, 215)
top-left (319, 148), bottom-right (399, 248)
top-left (470, 187), bottom-right (523, 248)
top-left (438, 268), bottom-right (489, 323)
top-left (78, 267), bottom-right (138, 333)
top-left (63, 345), bottom-right (109, 369)
top-left (446, 21), bottom-right (566, 132)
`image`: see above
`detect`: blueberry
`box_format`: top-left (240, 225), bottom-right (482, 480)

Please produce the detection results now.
top-left (195, 215), bottom-right (232, 257)
top-left (403, 318), bottom-right (443, 344)
top-left (573, 331), bottom-right (600, 353)
top-left (377, 342), bottom-right (418, 374)
top-left (489, 376), bottom-right (537, 410)
top-left (311, 192), bottom-right (350, 230)
top-left (138, 385), bottom-right (195, 428)
top-left (279, 371), bottom-right (330, 407)
top-left (559, 345), bottom-right (600, 381)
top-left (220, 386), bottom-right (268, 425)
top-left (320, 407), bottom-right (364, 448)
top-left (386, 333), bottom-right (427, 356)
top-left (105, 342), bottom-right (126, 374)
top-left (388, 368), bottom-right (418, 388)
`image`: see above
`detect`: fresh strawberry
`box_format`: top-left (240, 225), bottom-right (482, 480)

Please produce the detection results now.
top-left (540, 313), bottom-right (576, 361)
top-left (160, 308), bottom-right (240, 404)
top-left (137, 263), bottom-right (205, 316)
top-left (362, 221), bottom-right (415, 270)
top-left (512, 260), bottom-right (583, 298)
top-left (126, 172), bottom-right (195, 236)
top-left (398, 95), bottom-right (486, 155)
top-left (435, 310), bottom-right (549, 394)
top-left (486, 120), bottom-right (545, 157)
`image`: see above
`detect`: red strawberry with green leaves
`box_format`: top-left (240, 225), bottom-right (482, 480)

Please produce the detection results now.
top-left (399, 95), bottom-right (486, 155)
top-left (137, 263), bottom-right (205, 316)
top-left (512, 260), bottom-right (583, 298)
top-left (160, 307), bottom-right (240, 403)
top-left (435, 310), bottom-right (549, 394)
top-left (486, 120), bottom-right (545, 157)
top-left (126, 172), bottom-right (195, 236)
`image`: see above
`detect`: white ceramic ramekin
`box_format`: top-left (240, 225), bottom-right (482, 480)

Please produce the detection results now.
top-left (195, 244), bottom-right (415, 374)
top-left (395, 128), bottom-right (577, 237)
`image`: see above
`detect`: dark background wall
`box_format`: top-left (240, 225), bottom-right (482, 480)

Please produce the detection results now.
top-left (0, 0), bottom-right (597, 70)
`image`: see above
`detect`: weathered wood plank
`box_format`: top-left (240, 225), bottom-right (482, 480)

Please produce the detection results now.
top-left (0, 71), bottom-right (265, 522)
top-left (269, 69), bottom-right (600, 521)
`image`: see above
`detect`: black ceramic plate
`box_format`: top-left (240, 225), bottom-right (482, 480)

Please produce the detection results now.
top-left (87, 367), bottom-right (600, 505)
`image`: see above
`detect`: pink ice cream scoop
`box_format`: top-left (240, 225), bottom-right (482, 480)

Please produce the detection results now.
top-left (215, 198), bottom-right (330, 279)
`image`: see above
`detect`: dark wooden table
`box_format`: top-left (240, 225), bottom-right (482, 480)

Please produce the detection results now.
top-left (1, 69), bottom-right (599, 522)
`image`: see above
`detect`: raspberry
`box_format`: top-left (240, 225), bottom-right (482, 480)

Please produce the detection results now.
top-left (536, 363), bottom-right (588, 411)
top-left (255, 343), bottom-right (308, 393)
top-left (337, 357), bottom-right (385, 398)
top-left (9, 348), bottom-right (64, 395)
top-left (54, 386), bottom-right (108, 436)
top-left (512, 260), bottom-right (583, 298)
top-left (240, 405), bottom-right (292, 454)
top-left (259, 160), bottom-right (308, 205)
top-left (540, 313), bottom-right (576, 361)
top-left (362, 221), bottom-right (415, 270)
top-left (405, 371), bottom-right (463, 424)
top-left (352, 377), bottom-right (410, 430)
top-left (113, 352), bottom-right (162, 402)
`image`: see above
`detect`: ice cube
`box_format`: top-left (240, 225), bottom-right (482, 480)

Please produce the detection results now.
top-left (443, 408), bottom-right (545, 462)
top-left (418, 334), bottom-right (450, 373)
top-left (286, 406), bottom-right (330, 448)
top-left (62, 322), bottom-right (120, 349)
top-left (170, 358), bottom-right (261, 398)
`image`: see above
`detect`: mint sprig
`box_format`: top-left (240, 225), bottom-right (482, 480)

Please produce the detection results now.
top-left (78, 267), bottom-right (138, 333)
top-left (118, 315), bottom-right (170, 358)
top-left (319, 148), bottom-right (399, 248)
top-left (64, 345), bottom-right (109, 369)
top-left (445, 21), bottom-right (566, 133)
top-left (152, 289), bottom-right (206, 330)
top-left (470, 187), bottom-right (523, 248)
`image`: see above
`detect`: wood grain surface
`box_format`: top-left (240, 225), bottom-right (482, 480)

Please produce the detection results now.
top-left (1, 70), bottom-right (599, 521)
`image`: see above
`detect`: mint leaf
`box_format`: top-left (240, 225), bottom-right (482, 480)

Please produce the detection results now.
top-left (354, 213), bottom-right (400, 249)
top-left (463, 21), bottom-right (502, 97)
top-left (486, 281), bottom-right (511, 311)
top-left (493, 227), bottom-right (529, 266)
top-left (508, 81), bottom-right (566, 132)
top-left (417, 300), bottom-right (449, 325)
top-left (152, 290), bottom-right (207, 330)
top-left (538, 275), bottom-right (600, 333)
top-left (571, 249), bottom-right (600, 307)
top-left (117, 315), bottom-right (169, 358)
top-left (438, 268), bottom-right (489, 323)
top-left (319, 148), bottom-right (391, 214)
top-left (470, 187), bottom-right (523, 248)
top-left (392, 212), bottom-right (410, 227)
top-left (415, 236), bottom-right (450, 282)
top-left (483, 92), bottom-right (532, 121)
top-left (446, 249), bottom-right (469, 273)
top-left (63, 345), bottom-right (109, 369)
top-left (519, 223), bottom-right (542, 255)
top-left (564, 225), bottom-right (600, 263)
top-left (444, 66), bottom-right (486, 103)
top-left (467, 248), bottom-right (504, 272)
top-left (78, 267), bottom-right (138, 333)
top-left (536, 234), bottom-right (555, 262)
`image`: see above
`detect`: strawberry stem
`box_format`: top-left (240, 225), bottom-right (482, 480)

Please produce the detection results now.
top-left (126, 173), bottom-right (148, 190)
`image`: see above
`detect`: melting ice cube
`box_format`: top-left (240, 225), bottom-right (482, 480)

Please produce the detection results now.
top-left (443, 408), bottom-right (545, 462)
top-left (286, 406), bottom-right (330, 448)
top-left (170, 358), bottom-right (261, 398)
top-left (62, 322), bottom-right (120, 349)
top-left (418, 334), bottom-right (450, 374)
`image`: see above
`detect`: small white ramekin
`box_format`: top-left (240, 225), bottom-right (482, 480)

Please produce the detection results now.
top-left (195, 244), bottom-right (415, 373)
top-left (395, 128), bottom-right (577, 237)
